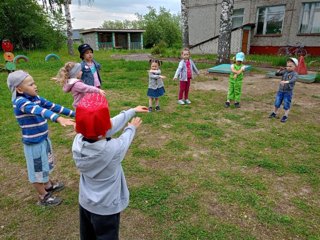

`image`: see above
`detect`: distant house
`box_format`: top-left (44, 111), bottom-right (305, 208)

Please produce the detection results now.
top-left (187, 0), bottom-right (320, 56)
top-left (79, 29), bottom-right (145, 50)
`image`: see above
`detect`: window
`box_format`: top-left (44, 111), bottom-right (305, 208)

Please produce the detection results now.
top-left (256, 5), bottom-right (285, 35)
top-left (299, 2), bottom-right (320, 34)
top-left (232, 8), bottom-right (244, 28)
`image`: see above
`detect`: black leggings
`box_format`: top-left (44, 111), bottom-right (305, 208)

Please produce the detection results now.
top-left (79, 205), bottom-right (120, 240)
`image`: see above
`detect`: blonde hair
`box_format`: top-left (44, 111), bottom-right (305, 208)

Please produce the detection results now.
top-left (53, 62), bottom-right (78, 85)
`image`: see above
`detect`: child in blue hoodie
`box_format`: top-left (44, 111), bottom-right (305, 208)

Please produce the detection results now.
top-left (72, 93), bottom-right (148, 239)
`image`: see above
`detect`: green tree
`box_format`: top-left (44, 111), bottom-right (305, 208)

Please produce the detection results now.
top-left (40, 0), bottom-right (94, 55)
top-left (101, 20), bottom-right (142, 29)
top-left (137, 7), bottom-right (182, 48)
top-left (0, 0), bottom-right (65, 50)
top-left (100, 7), bottom-right (182, 48)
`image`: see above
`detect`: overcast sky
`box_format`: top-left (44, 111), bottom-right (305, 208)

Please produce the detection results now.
top-left (70, 0), bottom-right (181, 29)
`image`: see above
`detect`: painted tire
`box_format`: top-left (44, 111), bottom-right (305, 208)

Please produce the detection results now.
top-left (5, 61), bottom-right (16, 71)
top-left (45, 53), bottom-right (60, 61)
top-left (14, 55), bottom-right (29, 64)
top-left (2, 40), bottom-right (13, 52)
top-left (4, 52), bottom-right (15, 62)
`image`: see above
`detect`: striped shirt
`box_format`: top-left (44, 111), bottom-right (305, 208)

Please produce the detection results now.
top-left (13, 94), bottom-right (75, 144)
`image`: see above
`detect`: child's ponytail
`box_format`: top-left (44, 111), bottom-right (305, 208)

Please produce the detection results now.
top-left (53, 62), bottom-right (76, 85)
top-left (149, 59), bottom-right (162, 66)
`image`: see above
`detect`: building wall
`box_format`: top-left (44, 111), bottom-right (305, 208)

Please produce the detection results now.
top-left (249, 0), bottom-right (320, 47)
top-left (192, 28), bottom-right (243, 54)
top-left (82, 33), bottom-right (98, 51)
top-left (187, 0), bottom-right (320, 55)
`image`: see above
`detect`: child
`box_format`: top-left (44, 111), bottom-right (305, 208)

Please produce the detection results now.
top-left (147, 59), bottom-right (166, 112)
top-left (7, 70), bottom-right (75, 206)
top-left (78, 43), bottom-right (102, 87)
top-left (269, 57), bottom-right (298, 123)
top-left (55, 62), bottom-right (106, 108)
top-left (173, 48), bottom-right (199, 105)
top-left (72, 93), bottom-right (148, 239)
top-left (225, 52), bottom-right (246, 108)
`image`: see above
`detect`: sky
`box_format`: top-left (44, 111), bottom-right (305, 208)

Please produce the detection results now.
top-left (70, 0), bottom-right (181, 29)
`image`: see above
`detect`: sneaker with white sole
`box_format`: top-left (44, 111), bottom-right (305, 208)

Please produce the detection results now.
top-left (185, 99), bottom-right (191, 104)
top-left (177, 100), bottom-right (185, 105)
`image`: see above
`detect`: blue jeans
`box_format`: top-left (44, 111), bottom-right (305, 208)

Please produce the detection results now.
top-left (274, 91), bottom-right (293, 110)
top-left (80, 205), bottom-right (120, 240)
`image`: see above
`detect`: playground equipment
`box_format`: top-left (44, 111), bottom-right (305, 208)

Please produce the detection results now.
top-left (14, 55), bottom-right (29, 64)
top-left (208, 64), bottom-right (252, 74)
top-left (2, 39), bottom-right (13, 52)
top-left (297, 55), bottom-right (307, 75)
top-left (45, 53), bottom-right (60, 61)
top-left (3, 52), bottom-right (14, 62)
top-left (1, 39), bottom-right (16, 72)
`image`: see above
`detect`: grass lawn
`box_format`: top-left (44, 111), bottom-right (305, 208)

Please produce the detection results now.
top-left (0, 49), bottom-right (319, 239)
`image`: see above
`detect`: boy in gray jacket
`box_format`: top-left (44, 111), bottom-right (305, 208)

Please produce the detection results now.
top-left (72, 93), bottom-right (148, 239)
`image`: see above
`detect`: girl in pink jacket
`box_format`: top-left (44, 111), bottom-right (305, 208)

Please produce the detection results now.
top-left (55, 62), bottom-right (105, 108)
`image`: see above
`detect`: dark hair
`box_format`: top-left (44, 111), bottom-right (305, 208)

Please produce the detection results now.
top-left (149, 59), bottom-right (162, 66)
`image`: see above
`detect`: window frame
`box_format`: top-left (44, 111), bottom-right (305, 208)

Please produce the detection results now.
top-left (255, 5), bottom-right (285, 35)
top-left (232, 8), bottom-right (245, 29)
top-left (298, 2), bottom-right (320, 34)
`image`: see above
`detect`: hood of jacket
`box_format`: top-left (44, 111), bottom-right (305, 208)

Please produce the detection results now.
top-left (63, 78), bottom-right (81, 93)
top-left (72, 134), bottom-right (116, 179)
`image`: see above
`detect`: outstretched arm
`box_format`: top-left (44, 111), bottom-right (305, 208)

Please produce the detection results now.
top-left (39, 97), bottom-right (75, 117)
top-left (114, 117), bottom-right (143, 162)
top-left (106, 106), bottom-right (148, 137)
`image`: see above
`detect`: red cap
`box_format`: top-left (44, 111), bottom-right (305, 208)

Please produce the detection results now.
top-left (76, 93), bottom-right (111, 140)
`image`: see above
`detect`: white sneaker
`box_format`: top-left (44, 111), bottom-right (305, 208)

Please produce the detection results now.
top-left (177, 99), bottom-right (185, 105)
top-left (185, 99), bottom-right (191, 104)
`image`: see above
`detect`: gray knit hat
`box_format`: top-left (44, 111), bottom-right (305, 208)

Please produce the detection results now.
top-left (7, 70), bottom-right (29, 101)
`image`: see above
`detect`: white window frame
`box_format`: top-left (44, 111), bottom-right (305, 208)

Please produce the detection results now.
top-left (299, 2), bottom-right (320, 34)
top-left (232, 8), bottom-right (244, 29)
top-left (256, 5), bottom-right (285, 35)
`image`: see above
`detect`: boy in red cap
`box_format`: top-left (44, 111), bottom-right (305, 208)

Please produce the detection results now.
top-left (72, 93), bottom-right (148, 239)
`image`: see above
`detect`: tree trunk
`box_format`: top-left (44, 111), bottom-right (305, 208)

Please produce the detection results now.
top-left (64, 0), bottom-right (74, 56)
top-left (181, 0), bottom-right (189, 48)
top-left (216, 0), bottom-right (234, 64)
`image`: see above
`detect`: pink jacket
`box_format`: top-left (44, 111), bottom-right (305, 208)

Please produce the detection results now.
top-left (63, 78), bottom-right (100, 108)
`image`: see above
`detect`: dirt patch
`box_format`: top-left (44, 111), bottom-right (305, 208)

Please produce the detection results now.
top-left (193, 72), bottom-right (320, 110)
top-left (111, 54), bottom-right (152, 61)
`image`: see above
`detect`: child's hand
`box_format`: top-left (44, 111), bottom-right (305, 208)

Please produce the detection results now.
top-left (160, 75), bottom-right (166, 79)
top-left (173, 77), bottom-right (177, 80)
top-left (56, 117), bottom-right (75, 127)
top-left (233, 74), bottom-right (238, 79)
top-left (128, 117), bottom-right (142, 128)
top-left (134, 106), bottom-right (149, 113)
top-left (280, 80), bottom-right (288, 85)
top-left (99, 89), bottom-right (106, 96)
